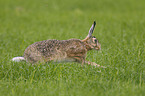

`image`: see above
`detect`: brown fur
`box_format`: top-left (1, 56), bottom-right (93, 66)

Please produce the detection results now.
top-left (23, 21), bottom-right (104, 67)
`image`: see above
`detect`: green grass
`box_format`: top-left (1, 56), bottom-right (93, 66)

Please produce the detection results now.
top-left (0, 0), bottom-right (145, 95)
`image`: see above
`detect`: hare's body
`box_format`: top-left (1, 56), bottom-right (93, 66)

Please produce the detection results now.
top-left (24, 39), bottom-right (87, 64)
top-left (12, 21), bottom-right (104, 67)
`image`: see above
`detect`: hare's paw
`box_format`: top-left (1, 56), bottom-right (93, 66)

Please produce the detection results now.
top-left (92, 62), bottom-right (106, 68)
top-left (91, 62), bottom-right (100, 67)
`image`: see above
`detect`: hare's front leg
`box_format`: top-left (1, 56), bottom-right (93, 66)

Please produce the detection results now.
top-left (85, 61), bottom-right (106, 68)
top-left (73, 57), bottom-right (101, 67)
top-left (85, 61), bottom-right (100, 67)
top-left (73, 56), bottom-right (85, 66)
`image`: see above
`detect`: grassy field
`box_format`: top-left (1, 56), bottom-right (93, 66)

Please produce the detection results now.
top-left (0, 0), bottom-right (145, 95)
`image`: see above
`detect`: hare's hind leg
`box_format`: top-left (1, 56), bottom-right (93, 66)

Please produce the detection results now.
top-left (24, 48), bottom-right (45, 64)
top-left (24, 52), bottom-right (43, 64)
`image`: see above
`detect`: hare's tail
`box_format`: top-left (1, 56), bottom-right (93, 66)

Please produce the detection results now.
top-left (12, 57), bottom-right (25, 62)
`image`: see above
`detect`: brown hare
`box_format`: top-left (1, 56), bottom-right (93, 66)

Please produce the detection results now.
top-left (12, 21), bottom-right (103, 67)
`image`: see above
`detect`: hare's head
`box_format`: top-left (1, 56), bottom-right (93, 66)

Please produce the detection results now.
top-left (82, 21), bottom-right (101, 50)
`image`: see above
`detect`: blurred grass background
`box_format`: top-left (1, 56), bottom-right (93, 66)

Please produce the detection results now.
top-left (0, 0), bottom-right (145, 96)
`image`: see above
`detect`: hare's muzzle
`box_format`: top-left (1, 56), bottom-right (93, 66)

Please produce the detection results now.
top-left (95, 43), bottom-right (101, 50)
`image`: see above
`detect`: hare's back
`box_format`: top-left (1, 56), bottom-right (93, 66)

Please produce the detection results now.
top-left (24, 40), bottom-right (60, 57)
top-left (24, 39), bottom-right (85, 54)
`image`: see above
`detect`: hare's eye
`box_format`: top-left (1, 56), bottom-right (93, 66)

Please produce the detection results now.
top-left (94, 39), bottom-right (97, 43)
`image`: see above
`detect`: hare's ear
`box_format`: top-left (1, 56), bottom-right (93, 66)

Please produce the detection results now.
top-left (82, 21), bottom-right (96, 42)
top-left (88, 21), bottom-right (96, 37)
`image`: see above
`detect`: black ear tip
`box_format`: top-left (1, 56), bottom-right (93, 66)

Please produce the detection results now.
top-left (94, 21), bottom-right (96, 25)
